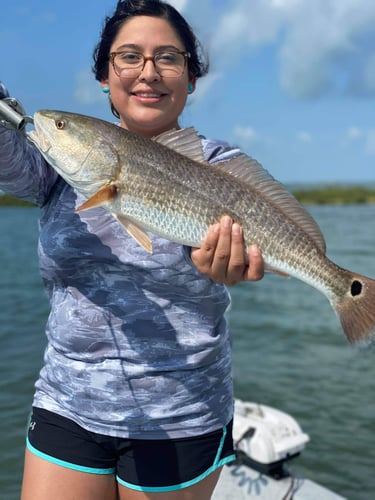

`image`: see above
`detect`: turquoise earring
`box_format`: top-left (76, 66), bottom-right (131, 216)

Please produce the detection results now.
top-left (188, 83), bottom-right (194, 94)
top-left (102, 86), bottom-right (110, 94)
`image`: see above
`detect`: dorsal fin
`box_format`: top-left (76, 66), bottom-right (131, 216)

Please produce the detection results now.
top-left (154, 128), bottom-right (326, 253)
top-left (217, 154), bottom-right (327, 253)
top-left (153, 127), bottom-right (206, 163)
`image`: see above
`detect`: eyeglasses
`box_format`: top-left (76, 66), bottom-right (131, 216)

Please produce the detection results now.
top-left (109, 50), bottom-right (190, 78)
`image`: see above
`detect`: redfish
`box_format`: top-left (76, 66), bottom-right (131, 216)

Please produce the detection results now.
top-left (29, 110), bottom-right (375, 346)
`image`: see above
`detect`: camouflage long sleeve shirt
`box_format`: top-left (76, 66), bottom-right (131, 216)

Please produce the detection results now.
top-left (0, 126), bottom-right (241, 439)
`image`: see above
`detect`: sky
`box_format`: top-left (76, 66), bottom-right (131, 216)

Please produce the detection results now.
top-left (1, 0), bottom-right (375, 184)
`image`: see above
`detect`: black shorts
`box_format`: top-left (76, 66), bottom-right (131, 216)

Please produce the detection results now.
top-left (27, 407), bottom-right (235, 493)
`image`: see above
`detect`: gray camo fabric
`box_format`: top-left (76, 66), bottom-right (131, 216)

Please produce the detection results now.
top-left (0, 126), bottom-right (242, 439)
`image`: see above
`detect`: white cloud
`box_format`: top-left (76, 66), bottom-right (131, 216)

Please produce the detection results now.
top-left (297, 131), bottom-right (312, 143)
top-left (201, 0), bottom-right (375, 99)
top-left (190, 72), bottom-right (223, 101)
top-left (233, 126), bottom-right (258, 143)
top-left (346, 127), bottom-right (363, 141)
top-left (169, 0), bottom-right (188, 12)
top-left (74, 68), bottom-right (104, 105)
top-left (277, 0), bottom-right (375, 98)
top-left (211, 0), bottom-right (285, 55)
top-left (342, 127), bottom-right (375, 153)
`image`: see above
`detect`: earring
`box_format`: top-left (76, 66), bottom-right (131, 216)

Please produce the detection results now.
top-left (102, 86), bottom-right (110, 94)
top-left (188, 83), bottom-right (194, 94)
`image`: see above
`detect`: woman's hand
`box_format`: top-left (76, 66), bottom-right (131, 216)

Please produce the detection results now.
top-left (191, 216), bottom-right (264, 286)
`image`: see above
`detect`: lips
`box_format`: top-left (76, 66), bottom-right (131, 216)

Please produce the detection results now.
top-left (131, 88), bottom-right (169, 101)
top-left (133, 92), bottom-right (165, 98)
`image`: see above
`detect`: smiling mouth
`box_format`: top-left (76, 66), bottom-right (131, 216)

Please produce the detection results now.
top-left (133, 92), bottom-right (166, 98)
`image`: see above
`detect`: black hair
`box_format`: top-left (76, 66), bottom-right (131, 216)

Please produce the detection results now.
top-left (93, 0), bottom-right (209, 83)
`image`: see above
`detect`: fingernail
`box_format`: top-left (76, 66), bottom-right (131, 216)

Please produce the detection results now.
top-left (249, 244), bottom-right (260, 256)
top-left (212, 223), bottom-right (220, 234)
top-left (232, 223), bottom-right (241, 236)
top-left (222, 216), bottom-right (231, 228)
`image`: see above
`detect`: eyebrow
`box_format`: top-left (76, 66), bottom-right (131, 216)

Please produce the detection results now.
top-left (113, 43), bottom-right (184, 53)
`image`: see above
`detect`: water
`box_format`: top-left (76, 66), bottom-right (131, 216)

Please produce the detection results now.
top-left (0, 205), bottom-right (374, 499)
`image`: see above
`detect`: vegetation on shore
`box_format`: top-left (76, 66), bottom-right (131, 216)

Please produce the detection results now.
top-left (292, 185), bottom-right (375, 205)
top-left (0, 194), bottom-right (35, 207)
top-left (1, 185), bottom-right (375, 207)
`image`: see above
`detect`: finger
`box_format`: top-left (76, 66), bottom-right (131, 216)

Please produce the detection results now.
top-left (224, 223), bottom-right (247, 285)
top-left (244, 244), bottom-right (264, 281)
top-left (190, 222), bottom-right (220, 274)
top-left (210, 216), bottom-right (233, 282)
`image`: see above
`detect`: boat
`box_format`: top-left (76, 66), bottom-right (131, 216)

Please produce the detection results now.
top-left (213, 399), bottom-right (346, 499)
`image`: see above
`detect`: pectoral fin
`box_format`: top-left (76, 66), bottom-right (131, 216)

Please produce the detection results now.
top-left (76, 184), bottom-right (118, 211)
top-left (114, 214), bottom-right (153, 253)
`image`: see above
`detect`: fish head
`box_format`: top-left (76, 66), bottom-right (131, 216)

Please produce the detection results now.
top-left (29, 110), bottom-right (121, 196)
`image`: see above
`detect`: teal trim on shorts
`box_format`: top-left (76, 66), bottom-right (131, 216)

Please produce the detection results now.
top-left (26, 438), bottom-right (116, 475)
top-left (214, 425), bottom-right (227, 465)
top-left (117, 455), bottom-right (236, 492)
top-left (116, 425), bottom-right (235, 492)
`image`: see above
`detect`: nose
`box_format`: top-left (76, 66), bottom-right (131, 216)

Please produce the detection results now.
top-left (138, 58), bottom-right (161, 82)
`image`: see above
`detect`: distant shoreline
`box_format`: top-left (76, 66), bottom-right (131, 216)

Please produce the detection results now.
top-left (0, 194), bottom-right (36, 207)
top-left (1, 185), bottom-right (375, 207)
top-left (292, 185), bottom-right (375, 205)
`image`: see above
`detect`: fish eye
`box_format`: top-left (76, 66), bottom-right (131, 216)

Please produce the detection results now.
top-left (55, 119), bottom-right (66, 130)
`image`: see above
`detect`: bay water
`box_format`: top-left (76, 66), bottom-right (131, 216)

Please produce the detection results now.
top-left (0, 204), bottom-right (374, 499)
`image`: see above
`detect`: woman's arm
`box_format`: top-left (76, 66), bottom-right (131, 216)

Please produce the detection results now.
top-left (0, 127), bottom-right (58, 206)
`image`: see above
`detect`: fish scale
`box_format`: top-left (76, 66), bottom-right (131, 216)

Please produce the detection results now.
top-left (29, 110), bottom-right (375, 346)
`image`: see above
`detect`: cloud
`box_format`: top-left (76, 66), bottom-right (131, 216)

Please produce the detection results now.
top-left (205, 0), bottom-right (375, 99)
top-left (297, 131), bottom-right (312, 143)
top-left (342, 126), bottom-right (375, 154)
top-left (190, 72), bottom-right (223, 102)
top-left (233, 126), bottom-right (258, 143)
top-left (278, 0), bottom-right (375, 98)
top-left (169, 0), bottom-right (188, 12)
top-left (342, 127), bottom-right (375, 154)
top-left (210, 0), bottom-right (285, 56)
top-left (346, 127), bottom-right (363, 141)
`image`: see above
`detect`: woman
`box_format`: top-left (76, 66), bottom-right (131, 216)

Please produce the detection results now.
top-left (1, 1), bottom-right (264, 499)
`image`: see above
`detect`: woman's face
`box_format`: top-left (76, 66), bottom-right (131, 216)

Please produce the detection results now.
top-left (102, 16), bottom-right (194, 138)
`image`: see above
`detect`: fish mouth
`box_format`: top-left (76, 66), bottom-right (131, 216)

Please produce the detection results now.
top-left (28, 129), bottom-right (51, 154)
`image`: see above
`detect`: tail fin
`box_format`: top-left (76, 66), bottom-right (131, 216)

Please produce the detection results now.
top-left (334, 274), bottom-right (375, 347)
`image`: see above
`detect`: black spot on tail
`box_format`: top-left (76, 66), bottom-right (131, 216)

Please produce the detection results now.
top-left (351, 280), bottom-right (363, 297)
